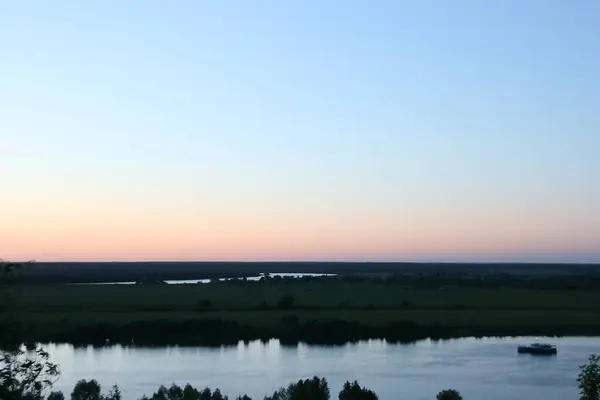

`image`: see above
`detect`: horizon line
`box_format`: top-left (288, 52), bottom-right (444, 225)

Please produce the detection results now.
top-left (25, 260), bottom-right (600, 265)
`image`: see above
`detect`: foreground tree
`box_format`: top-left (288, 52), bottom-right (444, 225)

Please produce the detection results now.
top-left (338, 381), bottom-right (378, 400)
top-left (104, 385), bottom-right (123, 400)
top-left (71, 379), bottom-right (102, 400)
top-left (139, 383), bottom-right (234, 400)
top-left (70, 379), bottom-right (122, 400)
top-left (1, 260), bottom-right (60, 400)
top-left (436, 389), bottom-right (463, 400)
top-left (48, 391), bottom-right (66, 400)
top-left (578, 354), bottom-right (600, 400)
top-left (0, 346), bottom-right (60, 400)
top-left (180, 383), bottom-right (199, 400)
top-left (264, 376), bottom-right (329, 400)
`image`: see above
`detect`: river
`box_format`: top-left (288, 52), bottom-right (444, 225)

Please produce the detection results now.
top-left (43, 336), bottom-right (599, 400)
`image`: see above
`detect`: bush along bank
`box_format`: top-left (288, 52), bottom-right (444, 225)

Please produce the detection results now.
top-left (16, 317), bottom-right (600, 347)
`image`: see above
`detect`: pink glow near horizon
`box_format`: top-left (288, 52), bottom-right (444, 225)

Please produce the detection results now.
top-left (3, 193), bottom-right (599, 262)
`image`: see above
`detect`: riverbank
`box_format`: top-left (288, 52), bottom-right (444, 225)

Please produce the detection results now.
top-left (17, 315), bottom-right (600, 346)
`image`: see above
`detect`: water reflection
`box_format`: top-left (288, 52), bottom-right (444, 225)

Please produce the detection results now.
top-left (43, 336), bottom-right (599, 400)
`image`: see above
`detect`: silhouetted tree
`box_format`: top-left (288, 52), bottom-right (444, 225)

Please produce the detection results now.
top-left (1, 260), bottom-right (60, 400)
top-left (578, 354), bottom-right (600, 400)
top-left (167, 383), bottom-right (183, 400)
top-left (70, 380), bottom-right (121, 400)
top-left (48, 391), bottom-right (66, 400)
top-left (264, 376), bottom-right (329, 400)
top-left (338, 381), bottom-right (378, 400)
top-left (199, 388), bottom-right (212, 400)
top-left (71, 379), bottom-right (102, 400)
top-left (0, 345), bottom-right (60, 400)
top-left (211, 388), bottom-right (226, 400)
top-left (436, 389), bottom-right (463, 400)
top-left (277, 295), bottom-right (295, 310)
top-left (103, 385), bottom-right (122, 400)
top-left (148, 385), bottom-right (168, 400)
top-left (182, 383), bottom-right (201, 400)
top-left (140, 384), bottom-right (229, 400)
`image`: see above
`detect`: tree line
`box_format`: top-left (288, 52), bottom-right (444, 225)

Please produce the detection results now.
top-left (15, 261), bottom-right (600, 289)
top-left (32, 376), bottom-right (464, 400)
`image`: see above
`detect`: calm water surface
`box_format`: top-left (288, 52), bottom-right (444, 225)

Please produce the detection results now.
top-left (77, 273), bottom-right (336, 285)
top-left (45, 336), bottom-right (599, 400)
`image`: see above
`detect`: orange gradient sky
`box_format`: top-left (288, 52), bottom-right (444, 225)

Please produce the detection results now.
top-left (3, 180), bottom-right (599, 262)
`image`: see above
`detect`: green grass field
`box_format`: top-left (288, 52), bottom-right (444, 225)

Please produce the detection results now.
top-left (11, 281), bottom-right (600, 332)
top-left (19, 309), bottom-right (600, 329)
top-left (13, 281), bottom-right (600, 309)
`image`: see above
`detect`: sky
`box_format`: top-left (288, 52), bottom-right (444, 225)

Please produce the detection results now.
top-left (1, 0), bottom-right (599, 263)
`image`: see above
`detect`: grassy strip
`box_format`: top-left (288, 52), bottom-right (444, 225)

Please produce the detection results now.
top-left (13, 283), bottom-right (600, 310)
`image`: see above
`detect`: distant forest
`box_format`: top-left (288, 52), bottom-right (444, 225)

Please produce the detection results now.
top-left (17, 261), bottom-right (600, 283)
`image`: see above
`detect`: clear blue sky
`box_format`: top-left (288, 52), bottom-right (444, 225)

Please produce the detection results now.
top-left (1, 1), bottom-right (599, 262)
